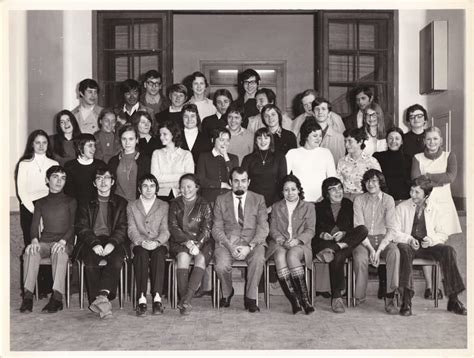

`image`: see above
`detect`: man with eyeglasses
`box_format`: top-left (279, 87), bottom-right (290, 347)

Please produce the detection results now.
top-left (312, 177), bottom-right (368, 313)
top-left (233, 68), bottom-right (261, 124)
top-left (74, 165), bottom-right (128, 319)
top-left (114, 79), bottom-right (154, 127)
top-left (140, 70), bottom-right (170, 115)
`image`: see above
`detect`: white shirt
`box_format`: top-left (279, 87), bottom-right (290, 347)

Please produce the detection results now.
top-left (140, 196), bottom-right (156, 215)
top-left (357, 110), bottom-right (364, 128)
top-left (184, 127), bottom-right (199, 151)
top-left (232, 192), bottom-right (248, 224)
top-left (123, 102), bottom-right (140, 116)
top-left (285, 199), bottom-right (299, 239)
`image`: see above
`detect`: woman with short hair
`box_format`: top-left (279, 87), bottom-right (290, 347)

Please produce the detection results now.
top-left (131, 110), bottom-right (162, 157)
top-left (180, 103), bottom-right (212, 165)
top-left (261, 104), bottom-right (297, 155)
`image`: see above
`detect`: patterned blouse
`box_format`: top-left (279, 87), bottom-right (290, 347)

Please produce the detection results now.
top-left (336, 152), bottom-right (381, 194)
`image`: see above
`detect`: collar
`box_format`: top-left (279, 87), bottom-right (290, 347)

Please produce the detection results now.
top-left (169, 106), bottom-right (182, 113)
top-left (119, 151), bottom-right (140, 160)
top-left (123, 102), bottom-right (140, 116)
top-left (232, 191), bottom-right (248, 202)
top-left (184, 127), bottom-right (199, 134)
top-left (424, 147), bottom-right (443, 160)
top-left (212, 148), bottom-right (222, 157)
top-left (271, 126), bottom-right (282, 137)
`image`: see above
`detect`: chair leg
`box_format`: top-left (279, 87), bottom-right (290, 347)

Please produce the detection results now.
top-left (66, 263), bottom-right (70, 308)
top-left (346, 260), bottom-right (352, 308)
top-left (35, 278), bottom-right (39, 301)
top-left (172, 261), bottom-right (177, 309)
top-left (311, 262), bottom-right (315, 306)
top-left (211, 264), bottom-right (216, 308)
top-left (351, 261), bottom-right (356, 308)
top-left (124, 261), bottom-right (128, 303)
top-left (80, 261), bottom-right (84, 310)
top-left (216, 278), bottom-right (221, 309)
top-left (119, 266), bottom-right (123, 309)
top-left (265, 263), bottom-right (270, 309)
top-left (131, 264), bottom-right (136, 309)
top-left (434, 264), bottom-right (439, 308)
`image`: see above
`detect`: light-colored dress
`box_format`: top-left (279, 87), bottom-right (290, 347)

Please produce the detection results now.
top-left (413, 151), bottom-right (461, 235)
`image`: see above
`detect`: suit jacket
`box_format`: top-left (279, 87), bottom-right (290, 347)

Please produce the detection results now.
top-left (267, 199), bottom-right (315, 267)
top-left (168, 195), bottom-right (213, 251)
top-left (127, 197), bottom-right (170, 250)
top-left (108, 151), bottom-right (151, 199)
top-left (181, 131), bottom-right (212, 165)
top-left (212, 190), bottom-right (269, 250)
top-left (114, 104), bottom-right (154, 127)
top-left (73, 193), bottom-right (128, 260)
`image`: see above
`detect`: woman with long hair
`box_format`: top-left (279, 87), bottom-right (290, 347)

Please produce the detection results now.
top-left (131, 110), bottom-right (162, 157)
top-left (49, 110), bottom-right (81, 166)
top-left (362, 102), bottom-right (387, 156)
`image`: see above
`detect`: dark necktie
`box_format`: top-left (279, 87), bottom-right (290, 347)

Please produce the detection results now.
top-left (238, 197), bottom-right (244, 227)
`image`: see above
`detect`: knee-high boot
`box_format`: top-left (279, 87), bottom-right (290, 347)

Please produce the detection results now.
top-left (277, 267), bottom-right (302, 314)
top-left (290, 266), bottom-right (315, 315)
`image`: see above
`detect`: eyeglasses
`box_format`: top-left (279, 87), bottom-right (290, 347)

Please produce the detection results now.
top-left (409, 114), bottom-right (425, 120)
top-left (146, 80), bottom-right (162, 87)
top-left (243, 80), bottom-right (258, 86)
top-left (328, 185), bottom-right (343, 193)
top-left (95, 175), bottom-right (112, 182)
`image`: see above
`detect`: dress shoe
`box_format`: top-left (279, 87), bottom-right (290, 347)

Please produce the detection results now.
top-left (136, 303), bottom-right (147, 317)
top-left (178, 302), bottom-right (192, 315)
top-left (244, 297), bottom-right (260, 313)
top-left (89, 295), bottom-right (108, 315)
top-left (399, 301), bottom-right (412, 316)
top-left (384, 297), bottom-right (399, 315)
top-left (315, 248), bottom-right (335, 263)
top-left (152, 301), bottom-right (164, 315)
top-left (447, 298), bottom-right (467, 315)
top-left (219, 288), bottom-right (234, 308)
top-left (41, 297), bottom-right (63, 313)
top-left (424, 288), bottom-right (443, 300)
top-left (20, 298), bottom-right (33, 313)
top-left (331, 297), bottom-right (345, 313)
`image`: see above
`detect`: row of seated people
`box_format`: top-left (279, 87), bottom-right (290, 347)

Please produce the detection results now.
top-left (18, 161), bottom-right (466, 319)
top-left (19, 95), bottom-right (460, 300)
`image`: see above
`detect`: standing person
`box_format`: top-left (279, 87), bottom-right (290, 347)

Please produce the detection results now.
top-left (132, 110), bottom-right (162, 158)
top-left (94, 109), bottom-right (121, 164)
top-left (49, 110), bottom-right (81, 166)
top-left (261, 104), bottom-right (297, 155)
top-left (201, 89), bottom-right (233, 139)
top-left (108, 124), bottom-right (151, 202)
top-left (312, 177), bottom-right (368, 313)
top-left (114, 79), bottom-right (154, 127)
top-left (292, 89), bottom-right (345, 139)
top-left (242, 128), bottom-right (287, 209)
top-left (74, 166), bottom-right (128, 319)
top-left (286, 120), bottom-right (336, 202)
top-left (186, 71), bottom-right (216, 120)
top-left (373, 127), bottom-right (412, 201)
top-left (212, 167), bottom-right (269, 312)
top-left (20, 166), bottom-right (77, 313)
top-left (72, 78), bottom-right (103, 134)
top-left (234, 68), bottom-right (260, 122)
top-left (403, 104), bottom-right (428, 158)
top-left (336, 127), bottom-right (381, 201)
top-left (362, 103), bottom-right (387, 156)
top-left (180, 103), bottom-right (212, 165)
top-left (343, 86), bottom-right (388, 131)
top-left (352, 169), bottom-right (400, 314)
top-left (151, 120), bottom-right (194, 201)
top-left (140, 70), bottom-right (170, 115)
top-left (411, 127), bottom-right (461, 236)
top-left (64, 134), bottom-right (106, 206)
top-left (196, 128), bottom-right (239, 204)
top-left (127, 174), bottom-right (170, 316)
top-left (225, 104), bottom-right (254, 165)
top-left (16, 130), bottom-right (59, 298)
top-left (393, 176), bottom-right (466, 316)
top-left (169, 174), bottom-right (214, 315)
top-left (267, 174), bottom-right (315, 314)
top-left (311, 98), bottom-right (345, 164)
top-left (155, 84), bottom-right (188, 126)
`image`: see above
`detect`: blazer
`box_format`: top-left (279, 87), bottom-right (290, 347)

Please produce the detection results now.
top-left (108, 151), bottom-right (151, 199)
top-left (73, 193), bottom-right (128, 260)
top-left (127, 197), bottom-right (170, 251)
top-left (168, 195), bottom-right (213, 250)
top-left (313, 197), bottom-right (354, 252)
top-left (212, 190), bottom-right (269, 250)
top-left (181, 130), bottom-right (212, 165)
top-left (267, 199), bottom-right (315, 267)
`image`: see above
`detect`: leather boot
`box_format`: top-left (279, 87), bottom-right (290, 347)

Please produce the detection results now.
top-left (278, 276), bottom-right (302, 314)
top-left (291, 268), bottom-right (314, 315)
top-left (399, 288), bottom-right (413, 316)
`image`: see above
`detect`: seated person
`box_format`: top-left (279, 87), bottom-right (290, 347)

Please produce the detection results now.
top-left (267, 174), bottom-right (315, 315)
top-left (312, 177), bottom-right (368, 313)
top-left (114, 79), bottom-right (154, 127)
top-left (140, 70), bottom-right (170, 114)
top-left (74, 165), bottom-right (128, 319)
top-left (201, 89), bottom-right (233, 140)
top-left (20, 165), bottom-right (77, 313)
top-left (393, 176), bottom-right (467, 316)
top-left (212, 167), bottom-right (269, 312)
top-left (169, 174), bottom-right (214, 315)
top-left (352, 169), bottom-right (400, 314)
top-left (155, 84), bottom-right (188, 126)
top-left (127, 174), bottom-right (169, 316)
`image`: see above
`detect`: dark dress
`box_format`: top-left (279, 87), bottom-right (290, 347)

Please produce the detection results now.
top-left (273, 128), bottom-right (297, 155)
top-left (373, 149), bottom-right (412, 200)
top-left (201, 114), bottom-right (227, 140)
top-left (64, 158), bottom-right (106, 206)
top-left (241, 150), bottom-right (287, 207)
top-left (49, 134), bottom-right (77, 167)
top-left (403, 131), bottom-right (425, 158)
top-left (137, 136), bottom-right (163, 158)
top-left (181, 131), bottom-right (212, 165)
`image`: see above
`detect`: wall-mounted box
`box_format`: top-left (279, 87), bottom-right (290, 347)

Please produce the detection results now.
top-left (419, 20), bottom-right (448, 94)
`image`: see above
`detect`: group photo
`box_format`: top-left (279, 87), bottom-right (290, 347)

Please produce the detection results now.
top-left (5, 5), bottom-right (470, 355)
